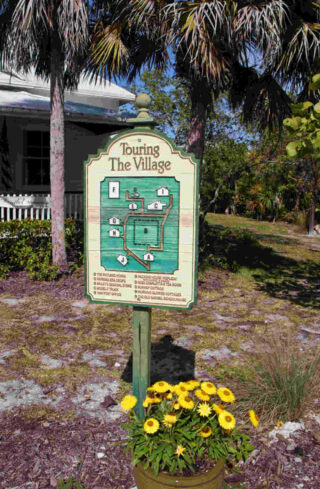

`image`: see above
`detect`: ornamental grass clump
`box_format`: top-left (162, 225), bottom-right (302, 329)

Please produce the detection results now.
top-left (240, 331), bottom-right (320, 423)
top-left (121, 380), bottom-right (256, 476)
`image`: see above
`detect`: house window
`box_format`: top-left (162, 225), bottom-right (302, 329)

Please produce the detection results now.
top-left (23, 130), bottom-right (50, 186)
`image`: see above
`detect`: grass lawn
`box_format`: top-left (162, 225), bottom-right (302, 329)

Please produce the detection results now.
top-left (205, 213), bottom-right (299, 236)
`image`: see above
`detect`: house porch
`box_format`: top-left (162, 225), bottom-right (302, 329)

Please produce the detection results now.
top-left (0, 192), bottom-right (83, 221)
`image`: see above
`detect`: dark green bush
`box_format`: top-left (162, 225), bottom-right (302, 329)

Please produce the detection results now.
top-left (0, 218), bottom-right (83, 280)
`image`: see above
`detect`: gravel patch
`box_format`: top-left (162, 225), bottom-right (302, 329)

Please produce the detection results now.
top-left (198, 346), bottom-right (236, 363)
top-left (269, 421), bottom-right (305, 441)
top-left (0, 297), bottom-right (24, 306)
top-left (0, 349), bottom-right (17, 364)
top-left (72, 381), bottom-right (121, 420)
top-left (40, 355), bottom-right (65, 369)
top-left (0, 379), bottom-right (64, 411)
top-left (37, 315), bottom-right (57, 323)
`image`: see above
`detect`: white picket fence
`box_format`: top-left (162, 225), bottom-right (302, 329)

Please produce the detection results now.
top-left (0, 193), bottom-right (83, 221)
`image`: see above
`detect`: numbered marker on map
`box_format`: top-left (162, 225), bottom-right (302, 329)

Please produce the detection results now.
top-left (117, 254), bottom-right (128, 266)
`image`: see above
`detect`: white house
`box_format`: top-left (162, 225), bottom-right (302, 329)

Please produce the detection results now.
top-left (0, 69), bottom-right (135, 220)
top-left (108, 217), bottom-right (120, 225)
top-left (157, 186), bottom-right (169, 196)
top-left (109, 228), bottom-right (121, 237)
top-left (147, 201), bottom-right (167, 211)
top-left (129, 202), bottom-right (138, 210)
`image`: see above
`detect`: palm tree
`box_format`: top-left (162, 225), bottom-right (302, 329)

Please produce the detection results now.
top-left (89, 0), bottom-right (320, 166)
top-left (0, 0), bottom-right (89, 271)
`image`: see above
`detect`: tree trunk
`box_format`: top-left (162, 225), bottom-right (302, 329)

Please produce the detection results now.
top-left (186, 78), bottom-right (211, 235)
top-left (50, 31), bottom-right (67, 271)
top-left (186, 80), bottom-right (210, 164)
top-left (309, 202), bottom-right (315, 234)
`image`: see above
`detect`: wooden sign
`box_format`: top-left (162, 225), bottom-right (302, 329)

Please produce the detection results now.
top-left (84, 128), bottom-right (199, 309)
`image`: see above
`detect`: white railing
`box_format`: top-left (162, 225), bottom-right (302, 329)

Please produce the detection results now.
top-left (0, 193), bottom-right (83, 221)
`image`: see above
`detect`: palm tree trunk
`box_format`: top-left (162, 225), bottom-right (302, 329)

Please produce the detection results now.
top-left (186, 78), bottom-right (211, 233)
top-left (50, 30), bottom-right (67, 271)
top-left (187, 80), bottom-right (210, 163)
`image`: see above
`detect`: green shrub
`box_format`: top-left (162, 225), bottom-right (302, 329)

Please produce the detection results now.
top-left (64, 218), bottom-right (84, 267)
top-left (0, 218), bottom-right (83, 280)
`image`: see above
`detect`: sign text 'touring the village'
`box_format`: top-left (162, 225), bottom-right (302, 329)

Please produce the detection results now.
top-left (109, 143), bottom-right (171, 173)
top-left (84, 129), bottom-right (199, 310)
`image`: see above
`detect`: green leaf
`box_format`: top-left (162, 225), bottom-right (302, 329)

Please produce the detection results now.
top-left (286, 141), bottom-right (299, 157)
top-left (283, 117), bottom-right (301, 132)
top-left (310, 73), bottom-right (320, 90)
top-left (291, 101), bottom-right (313, 116)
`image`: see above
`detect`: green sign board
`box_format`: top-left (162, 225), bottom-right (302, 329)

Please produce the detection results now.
top-left (84, 128), bottom-right (199, 309)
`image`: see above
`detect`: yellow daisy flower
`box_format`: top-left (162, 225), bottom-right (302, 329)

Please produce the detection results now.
top-left (163, 413), bottom-right (177, 425)
top-left (186, 379), bottom-right (200, 389)
top-left (197, 402), bottom-right (212, 417)
top-left (178, 396), bottom-right (194, 410)
top-left (276, 421), bottom-right (283, 428)
top-left (249, 410), bottom-right (259, 427)
top-left (174, 383), bottom-right (189, 397)
top-left (217, 387), bottom-right (235, 404)
top-left (218, 411), bottom-right (236, 431)
top-left (200, 426), bottom-right (212, 438)
top-left (144, 418), bottom-right (160, 434)
top-left (183, 381), bottom-right (196, 391)
top-left (152, 381), bottom-right (170, 393)
top-left (143, 399), bottom-right (149, 408)
top-left (176, 445), bottom-right (185, 456)
top-left (145, 393), bottom-right (161, 404)
top-left (195, 389), bottom-right (210, 402)
top-left (120, 395), bottom-right (137, 411)
top-left (201, 381), bottom-right (217, 396)
top-left (173, 402), bottom-right (181, 410)
top-left (212, 404), bottom-right (225, 415)
top-left (164, 392), bottom-right (173, 400)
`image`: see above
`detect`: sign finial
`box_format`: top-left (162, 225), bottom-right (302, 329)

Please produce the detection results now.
top-left (127, 93), bottom-right (157, 128)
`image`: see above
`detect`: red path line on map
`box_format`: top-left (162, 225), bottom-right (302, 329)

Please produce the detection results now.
top-left (147, 194), bottom-right (173, 253)
top-left (121, 191), bottom-right (172, 270)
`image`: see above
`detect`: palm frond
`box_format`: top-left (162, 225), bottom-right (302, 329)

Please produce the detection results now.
top-left (89, 22), bottom-right (129, 78)
top-left (0, 0), bottom-right (19, 69)
top-left (114, 0), bottom-right (171, 44)
top-left (241, 73), bottom-right (292, 131)
top-left (165, 1), bottom-right (234, 82)
top-left (276, 22), bottom-right (320, 87)
top-left (9, 0), bottom-right (89, 75)
top-left (234, 1), bottom-right (288, 57)
top-left (58, 0), bottom-right (89, 58)
top-left (165, 0), bottom-right (229, 45)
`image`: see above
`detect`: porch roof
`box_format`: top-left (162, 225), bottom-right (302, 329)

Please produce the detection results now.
top-left (0, 90), bottom-right (133, 126)
top-left (0, 70), bottom-right (136, 105)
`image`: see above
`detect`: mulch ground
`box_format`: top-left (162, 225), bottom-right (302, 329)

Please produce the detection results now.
top-left (0, 269), bottom-right (320, 489)
top-left (0, 411), bottom-right (133, 489)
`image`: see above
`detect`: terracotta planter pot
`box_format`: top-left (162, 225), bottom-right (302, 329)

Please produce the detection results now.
top-left (132, 459), bottom-right (225, 489)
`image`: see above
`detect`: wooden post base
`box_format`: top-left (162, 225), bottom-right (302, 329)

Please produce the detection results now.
top-left (132, 306), bottom-right (151, 419)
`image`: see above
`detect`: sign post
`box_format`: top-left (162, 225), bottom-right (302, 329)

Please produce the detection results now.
top-left (84, 94), bottom-right (199, 418)
top-left (132, 306), bottom-right (151, 418)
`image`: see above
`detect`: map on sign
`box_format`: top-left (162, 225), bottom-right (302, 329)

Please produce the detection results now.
top-left (100, 176), bottom-right (180, 273)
